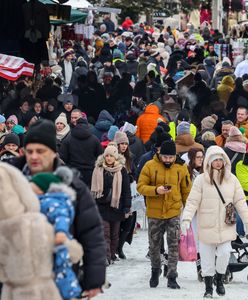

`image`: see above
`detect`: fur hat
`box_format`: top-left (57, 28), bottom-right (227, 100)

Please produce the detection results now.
top-left (177, 121), bottom-right (190, 135)
top-left (114, 131), bottom-right (129, 145)
top-left (24, 119), bottom-right (56, 152)
top-left (103, 145), bottom-right (119, 160)
top-left (55, 113), bottom-right (68, 127)
top-left (201, 114), bottom-right (218, 130)
top-left (160, 140), bottom-right (176, 156)
top-left (0, 162), bottom-right (39, 220)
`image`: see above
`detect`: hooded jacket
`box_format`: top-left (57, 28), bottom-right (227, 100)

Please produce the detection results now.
top-left (137, 154), bottom-right (191, 219)
top-left (91, 110), bottom-right (115, 141)
top-left (217, 75), bottom-right (235, 106)
top-left (59, 119), bottom-right (103, 173)
top-left (136, 104), bottom-right (166, 143)
top-left (182, 146), bottom-right (248, 244)
top-left (175, 133), bottom-right (204, 155)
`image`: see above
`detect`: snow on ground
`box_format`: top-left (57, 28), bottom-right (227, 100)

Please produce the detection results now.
top-left (97, 229), bottom-right (248, 300)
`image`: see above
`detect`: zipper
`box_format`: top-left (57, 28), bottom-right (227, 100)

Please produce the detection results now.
top-left (155, 170), bottom-right (158, 186)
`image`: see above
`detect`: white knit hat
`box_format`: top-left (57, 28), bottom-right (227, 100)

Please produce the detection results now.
top-left (55, 113), bottom-right (68, 127)
top-left (208, 154), bottom-right (224, 166)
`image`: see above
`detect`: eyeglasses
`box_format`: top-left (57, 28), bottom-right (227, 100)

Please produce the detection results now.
top-left (196, 156), bottom-right (204, 159)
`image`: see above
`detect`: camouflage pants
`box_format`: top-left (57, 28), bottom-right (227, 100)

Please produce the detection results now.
top-left (148, 217), bottom-right (180, 278)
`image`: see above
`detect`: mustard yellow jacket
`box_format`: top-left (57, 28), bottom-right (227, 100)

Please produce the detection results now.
top-left (137, 155), bottom-right (192, 219)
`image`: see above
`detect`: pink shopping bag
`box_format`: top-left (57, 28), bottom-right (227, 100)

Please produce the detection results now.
top-left (179, 225), bottom-right (197, 262)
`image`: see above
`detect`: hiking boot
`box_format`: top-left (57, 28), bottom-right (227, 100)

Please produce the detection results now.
top-left (204, 276), bottom-right (213, 298)
top-left (167, 277), bottom-right (180, 289)
top-left (215, 273), bottom-right (225, 296)
top-left (149, 268), bottom-right (162, 288)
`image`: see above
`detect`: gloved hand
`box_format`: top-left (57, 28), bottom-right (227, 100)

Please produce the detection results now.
top-left (181, 220), bottom-right (190, 236)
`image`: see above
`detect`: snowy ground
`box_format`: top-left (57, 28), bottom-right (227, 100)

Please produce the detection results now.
top-left (97, 229), bottom-right (248, 300)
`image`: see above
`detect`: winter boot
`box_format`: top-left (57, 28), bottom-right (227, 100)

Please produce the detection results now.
top-left (215, 273), bottom-right (225, 296)
top-left (163, 253), bottom-right (168, 277)
top-left (149, 268), bottom-right (162, 288)
top-left (196, 253), bottom-right (203, 282)
top-left (117, 231), bottom-right (129, 259)
top-left (167, 274), bottom-right (180, 289)
top-left (204, 276), bottom-right (213, 298)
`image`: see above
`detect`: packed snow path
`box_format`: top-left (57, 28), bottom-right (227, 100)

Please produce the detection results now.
top-left (98, 229), bottom-right (248, 300)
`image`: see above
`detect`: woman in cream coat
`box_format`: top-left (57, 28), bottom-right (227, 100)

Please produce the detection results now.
top-left (181, 145), bottom-right (248, 299)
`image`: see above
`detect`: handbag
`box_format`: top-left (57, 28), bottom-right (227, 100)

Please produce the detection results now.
top-left (213, 180), bottom-right (236, 225)
top-left (179, 225), bottom-right (197, 262)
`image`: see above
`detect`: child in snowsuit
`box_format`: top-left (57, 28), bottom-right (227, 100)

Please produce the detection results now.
top-left (30, 166), bottom-right (83, 300)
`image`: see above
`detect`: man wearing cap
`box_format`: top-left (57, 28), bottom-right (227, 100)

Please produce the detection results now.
top-left (137, 140), bottom-right (191, 289)
top-left (169, 109), bottom-right (197, 141)
top-left (10, 119), bottom-right (106, 299)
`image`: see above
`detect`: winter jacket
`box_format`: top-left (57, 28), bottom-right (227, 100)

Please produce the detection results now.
top-left (127, 133), bottom-right (146, 168)
top-left (59, 119), bottom-right (103, 175)
top-left (236, 121), bottom-right (248, 139)
top-left (215, 134), bottom-right (226, 147)
top-left (182, 146), bottom-right (248, 244)
top-left (93, 155), bottom-right (131, 222)
top-left (169, 122), bottom-right (197, 141)
top-left (91, 110), bottom-right (115, 141)
top-left (175, 133), bottom-right (204, 156)
top-left (137, 154), bottom-right (191, 219)
top-left (217, 76), bottom-right (235, 107)
top-left (10, 156), bottom-right (106, 290)
top-left (223, 146), bottom-right (245, 175)
top-left (236, 160), bottom-right (248, 201)
top-left (136, 104), bottom-right (166, 143)
top-left (211, 67), bottom-right (234, 89)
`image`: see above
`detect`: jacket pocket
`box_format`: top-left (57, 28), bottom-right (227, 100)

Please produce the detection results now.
top-left (199, 209), bottom-right (216, 228)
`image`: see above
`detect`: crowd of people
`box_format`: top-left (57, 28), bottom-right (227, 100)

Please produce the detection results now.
top-left (1, 16), bottom-right (248, 300)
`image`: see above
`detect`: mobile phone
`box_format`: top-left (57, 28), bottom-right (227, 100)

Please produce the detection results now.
top-left (164, 185), bottom-right (172, 190)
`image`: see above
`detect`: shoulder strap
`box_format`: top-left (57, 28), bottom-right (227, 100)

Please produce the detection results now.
top-left (230, 152), bottom-right (239, 164)
top-left (213, 180), bottom-right (225, 205)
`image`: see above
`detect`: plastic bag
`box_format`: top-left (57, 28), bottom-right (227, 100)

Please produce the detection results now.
top-left (130, 181), bottom-right (146, 212)
top-left (179, 225), bottom-right (197, 262)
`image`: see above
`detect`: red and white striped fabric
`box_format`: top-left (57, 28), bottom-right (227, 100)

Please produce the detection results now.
top-left (0, 54), bottom-right (35, 81)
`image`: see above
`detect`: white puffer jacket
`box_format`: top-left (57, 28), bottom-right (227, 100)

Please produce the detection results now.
top-left (182, 146), bottom-right (248, 244)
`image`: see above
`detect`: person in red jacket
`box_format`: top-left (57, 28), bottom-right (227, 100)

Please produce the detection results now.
top-left (122, 16), bottom-right (133, 30)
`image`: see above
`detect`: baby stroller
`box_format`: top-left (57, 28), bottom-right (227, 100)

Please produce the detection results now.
top-left (224, 236), bottom-right (248, 283)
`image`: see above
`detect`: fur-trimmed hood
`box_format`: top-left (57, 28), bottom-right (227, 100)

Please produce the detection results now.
top-left (47, 183), bottom-right (76, 202)
top-left (203, 145), bottom-right (231, 182)
top-left (95, 152), bottom-right (126, 168)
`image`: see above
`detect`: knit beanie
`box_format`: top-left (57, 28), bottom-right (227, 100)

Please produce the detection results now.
top-left (201, 114), bottom-right (218, 130)
top-left (0, 114), bottom-right (6, 124)
top-left (107, 125), bottom-right (119, 141)
top-left (24, 119), bottom-right (57, 152)
top-left (31, 166), bottom-right (73, 193)
top-left (12, 125), bottom-right (25, 135)
top-left (177, 121), bottom-right (191, 135)
top-left (122, 122), bottom-right (137, 135)
top-left (2, 133), bottom-right (20, 147)
top-left (201, 131), bottom-right (216, 141)
top-left (55, 113), bottom-right (68, 127)
top-left (155, 127), bottom-right (172, 147)
top-left (114, 131), bottom-right (129, 145)
top-left (6, 115), bottom-right (18, 125)
top-left (103, 145), bottom-right (119, 160)
top-left (160, 140), bottom-right (176, 156)
top-left (228, 126), bottom-right (242, 137)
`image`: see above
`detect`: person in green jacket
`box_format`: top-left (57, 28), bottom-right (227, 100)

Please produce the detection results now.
top-left (236, 150), bottom-right (248, 236)
top-left (169, 109), bottom-right (197, 141)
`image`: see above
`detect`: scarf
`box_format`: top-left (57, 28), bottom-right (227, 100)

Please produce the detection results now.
top-left (91, 161), bottom-right (123, 209)
top-left (225, 141), bottom-right (246, 154)
top-left (56, 125), bottom-right (70, 141)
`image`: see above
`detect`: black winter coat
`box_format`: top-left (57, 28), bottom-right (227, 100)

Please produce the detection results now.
top-left (96, 167), bottom-right (131, 222)
top-left (59, 119), bottom-right (103, 175)
top-left (9, 156), bottom-right (106, 290)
